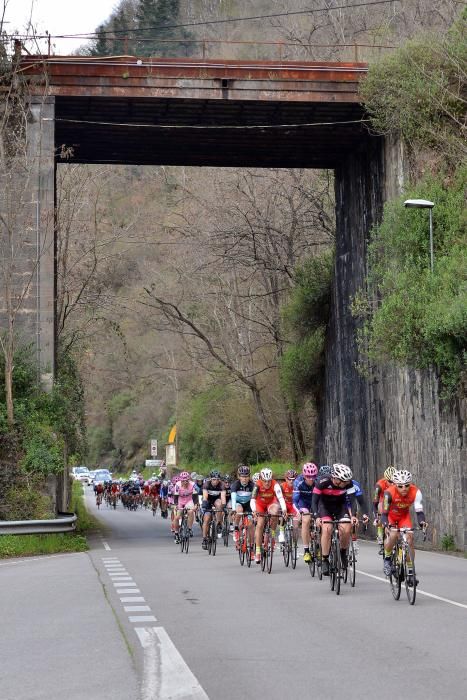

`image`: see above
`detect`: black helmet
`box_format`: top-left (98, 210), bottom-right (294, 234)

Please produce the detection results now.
top-left (210, 469), bottom-right (221, 479)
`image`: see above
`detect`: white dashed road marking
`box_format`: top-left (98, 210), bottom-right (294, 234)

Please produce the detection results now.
top-left (124, 606), bottom-right (151, 612)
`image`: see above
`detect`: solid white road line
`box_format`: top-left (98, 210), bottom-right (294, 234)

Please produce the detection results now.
top-left (357, 569), bottom-right (467, 610)
top-left (135, 627), bottom-right (209, 700)
top-left (129, 615), bottom-right (157, 623)
top-left (124, 606), bottom-right (151, 612)
top-left (120, 596), bottom-right (145, 603)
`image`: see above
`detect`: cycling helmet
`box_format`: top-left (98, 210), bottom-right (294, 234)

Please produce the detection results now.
top-left (252, 472), bottom-right (260, 483)
top-left (392, 469), bottom-right (412, 485)
top-left (180, 471), bottom-right (190, 481)
top-left (302, 462), bottom-right (318, 478)
top-left (223, 474), bottom-right (232, 483)
top-left (331, 463), bottom-right (353, 481)
top-left (238, 465), bottom-right (250, 477)
top-left (260, 467), bottom-right (273, 481)
top-left (318, 465), bottom-right (331, 477)
top-left (384, 466), bottom-right (396, 482)
top-left (190, 471), bottom-right (197, 480)
top-left (210, 469), bottom-right (221, 479)
top-left (285, 469), bottom-right (298, 480)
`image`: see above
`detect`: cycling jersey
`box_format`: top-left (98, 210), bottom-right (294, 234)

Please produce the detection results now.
top-left (293, 475), bottom-right (315, 511)
top-left (373, 477), bottom-right (390, 514)
top-left (174, 481), bottom-right (197, 510)
top-left (347, 479), bottom-right (368, 515)
top-left (312, 476), bottom-right (353, 520)
top-left (250, 479), bottom-right (286, 513)
top-left (230, 479), bottom-right (254, 510)
top-left (281, 480), bottom-right (298, 516)
top-left (382, 484), bottom-right (425, 528)
top-left (202, 479), bottom-right (225, 509)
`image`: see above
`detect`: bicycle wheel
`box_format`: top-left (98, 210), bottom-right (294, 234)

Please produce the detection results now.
top-left (261, 530), bottom-right (268, 571)
top-left (404, 550), bottom-right (417, 605)
top-left (223, 517), bottom-right (229, 547)
top-left (267, 536), bottom-right (274, 574)
top-left (349, 540), bottom-right (356, 587)
top-left (316, 540), bottom-right (323, 580)
top-left (291, 530), bottom-right (298, 570)
top-left (329, 544), bottom-right (336, 591)
top-left (282, 528), bottom-right (290, 568)
top-left (335, 544), bottom-right (342, 595)
top-left (238, 529), bottom-right (245, 566)
top-left (310, 539), bottom-right (316, 577)
top-left (389, 548), bottom-right (402, 600)
top-left (210, 520), bottom-right (217, 556)
top-left (343, 548), bottom-right (349, 584)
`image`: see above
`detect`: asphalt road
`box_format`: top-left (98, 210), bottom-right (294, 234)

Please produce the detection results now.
top-left (2, 488), bottom-right (466, 699)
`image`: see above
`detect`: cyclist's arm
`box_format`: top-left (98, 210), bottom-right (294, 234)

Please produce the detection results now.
top-left (273, 483), bottom-right (287, 512)
top-left (220, 488), bottom-right (226, 507)
top-left (231, 487), bottom-right (237, 511)
top-left (413, 489), bottom-right (426, 525)
top-left (311, 486), bottom-right (321, 517)
top-left (373, 484), bottom-right (383, 515)
top-left (381, 489), bottom-right (392, 526)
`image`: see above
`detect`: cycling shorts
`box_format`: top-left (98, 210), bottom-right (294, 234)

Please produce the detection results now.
top-left (177, 500), bottom-right (195, 512)
top-left (255, 500), bottom-right (280, 515)
top-left (318, 502), bottom-right (351, 522)
top-left (286, 502), bottom-right (299, 517)
top-left (235, 501), bottom-right (252, 514)
top-left (388, 513), bottom-right (413, 529)
top-left (296, 502), bottom-right (312, 514)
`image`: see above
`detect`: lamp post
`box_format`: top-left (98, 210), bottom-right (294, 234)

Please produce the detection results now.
top-left (404, 199), bottom-right (435, 273)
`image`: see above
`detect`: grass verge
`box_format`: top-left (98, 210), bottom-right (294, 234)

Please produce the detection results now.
top-left (0, 533), bottom-right (88, 558)
top-left (70, 480), bottom-right (101, 534)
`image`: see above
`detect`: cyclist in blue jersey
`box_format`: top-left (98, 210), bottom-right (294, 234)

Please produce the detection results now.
top-left (293, 462), bottom-right (319, 563)
top-left (231, 465), bottom-right (255, 545)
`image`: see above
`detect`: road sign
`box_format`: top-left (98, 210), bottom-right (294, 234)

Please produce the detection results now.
top-left (145, 459), bottom-right (162, 468)
top-left (150, 439), bottom-right (158, 457)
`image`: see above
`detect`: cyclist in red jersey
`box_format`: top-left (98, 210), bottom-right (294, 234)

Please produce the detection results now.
top-left (381, 469), bottom-right (427, 579)
top-left (373, 466), bottom-right (396, 555)
top-left (278, 469), bottom-right (300, 546)
top-left (250, 467), bottom-right (287, 564)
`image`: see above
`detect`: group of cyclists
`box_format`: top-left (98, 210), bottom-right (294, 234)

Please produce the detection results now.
top-left (168, 461), bottom-right (427, 584)
top-left (93, 459), bottom-right (427, 586)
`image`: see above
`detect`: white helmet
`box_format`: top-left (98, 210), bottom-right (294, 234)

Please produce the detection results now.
top-left (260, 467), bottom-right (273, 481)
top-left (331, 463), bottom-right (353, 481)
top-left (252, 472), bottom-right (260, 483)
top-left (392, 469), bottom-right (412, 485)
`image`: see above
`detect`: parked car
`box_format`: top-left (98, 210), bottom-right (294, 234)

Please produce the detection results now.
top-left (88, 470), bottom-right (97, 484)
top-left (72, 466), bottom-right (91, 485)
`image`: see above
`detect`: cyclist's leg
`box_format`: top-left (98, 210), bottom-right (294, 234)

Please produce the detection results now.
top-left (268, 503), bottom-right (280, 536)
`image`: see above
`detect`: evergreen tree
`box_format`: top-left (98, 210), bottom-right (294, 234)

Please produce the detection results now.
top-left (135, 0), bottom-right (194, 57)
top-left (89, 24), bottom-right (111, 56)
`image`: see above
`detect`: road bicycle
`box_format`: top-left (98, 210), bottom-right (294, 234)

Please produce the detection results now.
top-left (237, 513), bottom-right (254, 568)
top-left (256, 513), bottom-right (275, 574)
top-left (328, 519), bottom-right (345, 594)
top-left (309, 521), bottom-right (322, 579)
top-left (343, 519), bottom-right (367, 587)
top-left (222, 508), bottom-right (231, 547)
top-left (281, 515), bottom-right (298, 569)
top-left (388, 525), bottom-right (427, 605)
top-left (96, 492), bottom-right (103, 509)
top-left (205, 509), bottom-right (224, 556)
top-left (178, 507), bottom-right (190, 554)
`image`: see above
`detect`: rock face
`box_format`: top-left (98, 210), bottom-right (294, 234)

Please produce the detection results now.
top-left (318, 136), bottom-right (466, 551)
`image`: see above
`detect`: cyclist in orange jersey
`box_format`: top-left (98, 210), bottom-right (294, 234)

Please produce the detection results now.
top-left (381, 469), bottom-right (427, 580)
top-left (250, 467), bottom-right (287, 564)
top-left (373, 466), bottom-right (396, 555)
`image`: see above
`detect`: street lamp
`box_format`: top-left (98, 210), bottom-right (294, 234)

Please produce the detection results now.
top-left (404, 199), bottom-right (435, 273)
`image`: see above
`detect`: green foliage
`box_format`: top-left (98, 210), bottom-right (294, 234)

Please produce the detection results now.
top-left (178, 386), bottom-right (224, 464)
top-left (440, 533), bottom-right (456, 551)
top-left (354, 167), bottom-right (466, 397)
top-left (0, 533), bottom-right (88, 559)
top-left (0, 344), bottom-right (36, 399)
top-left (361, 15), bottom-right (466, 163)
top-left (280, 250), bottom-right (334, 406)
top-left (0, 479), bottom-right (54, 520)
top-left (87, 425), bottom-right (113, 465)
top-left (70, 480), bottom-right (101, 533)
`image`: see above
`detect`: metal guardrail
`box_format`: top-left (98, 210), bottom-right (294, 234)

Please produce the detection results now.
top-left (0, 512), bottom-right (77, 535)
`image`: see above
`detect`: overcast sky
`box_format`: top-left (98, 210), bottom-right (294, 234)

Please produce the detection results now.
top-left (3, 0), bottom-right (118, 52)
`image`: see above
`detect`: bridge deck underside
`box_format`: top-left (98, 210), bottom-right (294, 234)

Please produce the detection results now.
top-left (55, 95), bottom-right (368, 168)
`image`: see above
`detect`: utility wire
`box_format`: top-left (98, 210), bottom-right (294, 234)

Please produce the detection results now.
top-left (55, 117), bottom-right (371, 130)
top-left (12, 0), bottom-right (401, 40)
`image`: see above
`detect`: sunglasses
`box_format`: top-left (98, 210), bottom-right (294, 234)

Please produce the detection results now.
top-left (397, 484), bottom-right (411, 489)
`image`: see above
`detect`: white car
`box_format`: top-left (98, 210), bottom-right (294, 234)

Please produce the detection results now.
top-left (72, 466), bottom-right (91, 485)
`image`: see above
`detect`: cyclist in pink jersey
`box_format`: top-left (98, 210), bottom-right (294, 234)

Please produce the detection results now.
top-left (173, 472), bottom-right (197, 543)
